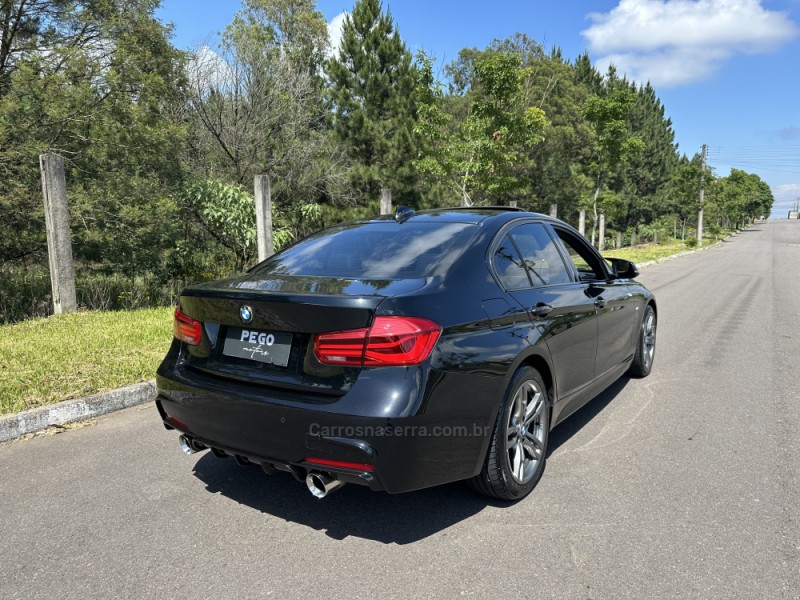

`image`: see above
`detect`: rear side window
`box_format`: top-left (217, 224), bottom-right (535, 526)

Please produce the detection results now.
top-left (251, 222), bottom-right (476, 279)
top-left (492, 235), bottom-right (531, 289)
top-left (508, 223), bottom-right (572, 286)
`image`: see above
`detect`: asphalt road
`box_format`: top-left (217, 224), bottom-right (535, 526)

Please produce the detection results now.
top-left (2, 221), bottom-right (799, 600)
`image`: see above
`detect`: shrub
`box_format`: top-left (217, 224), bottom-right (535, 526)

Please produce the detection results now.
top-left (76, 275), bottom-right (185, 312)
top-left (0, 270), bottom-right (52, 323)
top-left (685, 237), bottom-right (698, 248)
top-left (0, 269), bottom-right (190, 323)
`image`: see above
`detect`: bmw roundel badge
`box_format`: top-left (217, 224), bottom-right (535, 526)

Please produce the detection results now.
top-left (240, 305), bottom-right (254, 323)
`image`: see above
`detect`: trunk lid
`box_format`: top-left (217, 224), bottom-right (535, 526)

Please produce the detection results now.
top-left (176, 273), bottom-right (426, 397)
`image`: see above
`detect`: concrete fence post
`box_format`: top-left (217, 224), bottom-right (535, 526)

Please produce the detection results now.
top-left (509, 200), bottom-right (517, 208)
top-left (598, 213), bottom-right (606, 251)
top-left (697, 208), bottom-right (704, 248)
top-left (380, 188), bottom-right (392, 215)
top-left (549, 204), bottom-right (558, 218)
top-left (578, 210), bottom-right (586, 237)
top-left (254, 174), bottom-right (274, 262)
top-left (39, 153), bottom-right (76, 314)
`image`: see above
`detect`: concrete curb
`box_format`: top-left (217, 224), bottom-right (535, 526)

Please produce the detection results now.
top-left (0, 380), bottom-right (156, 443)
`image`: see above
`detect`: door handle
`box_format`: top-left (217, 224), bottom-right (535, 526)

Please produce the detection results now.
top-left (594, 297), bottom-right (607, 309)
top-left (531, 303), bottom-right (553, 317)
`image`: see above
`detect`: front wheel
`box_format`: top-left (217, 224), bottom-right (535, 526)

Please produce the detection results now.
top-left (629, 304), bottom-right (656, 377)
top-left (469, 366), bottom-right (550, 500)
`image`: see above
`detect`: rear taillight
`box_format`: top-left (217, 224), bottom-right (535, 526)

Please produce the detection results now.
top-left (173, 306), bottom-right (202, 346)
top-left (313, 327), bottom-right (369, 366)
top-left (314, 316), bottom-right (441, 367)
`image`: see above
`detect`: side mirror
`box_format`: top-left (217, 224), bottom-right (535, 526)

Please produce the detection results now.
top-left (606, 257), bottom-right (639, 279)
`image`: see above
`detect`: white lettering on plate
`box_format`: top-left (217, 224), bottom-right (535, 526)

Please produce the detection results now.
top-left (241, 331), bottom-right (276, 346)
top-left (242, 344), bottom-right (271, 360)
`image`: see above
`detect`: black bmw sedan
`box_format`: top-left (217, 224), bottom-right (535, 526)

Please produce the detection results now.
top-left (156, 207), bottom-right (656, 500)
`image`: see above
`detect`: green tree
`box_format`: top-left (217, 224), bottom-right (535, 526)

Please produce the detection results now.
top-left (666, 154), bottom-right (706, 240)
top-left (178, 178), bottom-right (257, 270)
top-left (709, 169), bottom-right (774, 229)
top-left (508, 39), bottom-right (594, 218)
top-left (573, 52), bottom-right (603, 95)
top-left (325, 0), bottom-right (417, 201)
top-left (622, 82), bottom-right (679, 231)
top-left (0, 0), bottom-right (83, 92)
top-left (583, 81), bottom-right (644, 244)
top-left (0, 0), bottom-right (187, 277)
top-left (415, 48), bottom-right (548, 205)
top-left (184, 0), bottom-right (351, 247)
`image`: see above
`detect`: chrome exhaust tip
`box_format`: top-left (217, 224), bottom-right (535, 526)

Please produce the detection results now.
top-left (305, 472), bottom-right (345, 499)
top-left (178, 434), bottom-right (195, 455)
top-left (178, 435), bottom-right (205, 455)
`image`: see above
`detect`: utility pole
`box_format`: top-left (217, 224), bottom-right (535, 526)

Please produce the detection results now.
top-left (697, 144), bottom-right (707, 247)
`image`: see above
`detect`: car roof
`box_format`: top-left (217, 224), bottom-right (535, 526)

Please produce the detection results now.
top-left (364, 207), bottom-right (552, 226)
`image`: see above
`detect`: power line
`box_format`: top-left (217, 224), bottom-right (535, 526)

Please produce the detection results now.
top-left (705, 143), bottom-right (800, 176)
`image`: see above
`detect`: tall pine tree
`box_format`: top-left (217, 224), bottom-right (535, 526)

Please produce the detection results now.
top-left (325, 0), bottom-right (417, 202)
top-left (623, 82), bottom-right (679, 229)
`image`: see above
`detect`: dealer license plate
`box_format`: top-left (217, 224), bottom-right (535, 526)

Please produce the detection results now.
top-left (222, 328), bottom-right (292, 367)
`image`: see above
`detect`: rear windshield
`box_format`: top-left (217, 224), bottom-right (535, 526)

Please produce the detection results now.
top-left (251, 221), bottom-right (476, 279)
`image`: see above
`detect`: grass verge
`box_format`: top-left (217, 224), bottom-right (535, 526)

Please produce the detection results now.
top-left (0, 307), bottom-right (172, 415)
top-left (602, 231), bottom-right (733, 264)
top-left (602, 240), bottom-right (690, 264)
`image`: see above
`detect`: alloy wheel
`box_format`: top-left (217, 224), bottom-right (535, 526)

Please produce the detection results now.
top-left (643, 311), bottom-right (656, 369)
top-left (505, 380), bottom-right (547, 484)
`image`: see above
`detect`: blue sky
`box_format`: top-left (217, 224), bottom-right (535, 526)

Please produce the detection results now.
top-left (157, 0), bottom-right (800, 218)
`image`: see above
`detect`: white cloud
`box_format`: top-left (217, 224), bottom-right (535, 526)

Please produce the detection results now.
top-left (582, 0), bottom-right (799, 86)
top-left (187, 45), bottom-right (234, 93)
top-left (327, 12), bottom-right (348, 59)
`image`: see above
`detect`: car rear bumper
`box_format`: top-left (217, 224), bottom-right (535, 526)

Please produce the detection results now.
top-left (155, 359), bottom-right (503, 494)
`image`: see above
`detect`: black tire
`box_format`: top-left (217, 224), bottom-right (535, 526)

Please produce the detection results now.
top-left (628, 304), bottom-right (656, 378)
top-left (469, 366), bottom-right (550, 501)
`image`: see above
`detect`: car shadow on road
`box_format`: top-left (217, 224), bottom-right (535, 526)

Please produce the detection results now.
top-left (547, 376), bottom-right (629, 456)
top-left (191, 453), bottom-right (506, 544)
top-left (190, 377), bottom-right (628, 544)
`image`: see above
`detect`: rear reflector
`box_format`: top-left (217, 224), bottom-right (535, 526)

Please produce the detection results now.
top-left (305, 457), bottom-right (375, 472)
top-left (173, 306), bottom-right (202, 346)
top-left (314, 316), bottom-right (441, 367)
top-left (165, 415), bottom-right (188, 429)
